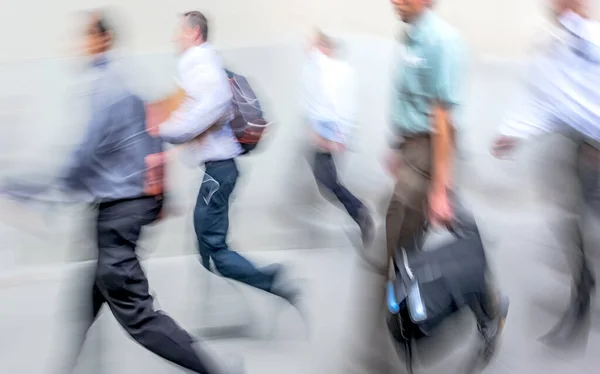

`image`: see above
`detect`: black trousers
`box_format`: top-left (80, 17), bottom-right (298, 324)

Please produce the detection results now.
top-left (311, 151), bottom-right (365, 222)
top-left (571, 141), bottom-right (600, 295)
top-left (77, 196), bottom-right (214, 373)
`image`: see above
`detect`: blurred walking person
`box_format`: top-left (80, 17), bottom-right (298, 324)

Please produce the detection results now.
top-left (157, 11), bottom-right (301, 308)
top-left (301, 31), bottom-right (374, 245)
top-left (384, 0), bottom-right (459, 264)
top-left (492, 0), bottom-right (599, 347)
top-left (55, 10), bottom-right (242, 374)
top-left (371, 0), bottom-right (508, 369)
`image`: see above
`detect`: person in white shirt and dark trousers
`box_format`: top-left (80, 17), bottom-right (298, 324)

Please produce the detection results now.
top-left (302, 31), bottom-right (374, 245)
top-left (159, 11), bottom-right (300, 308)
top-left (492, 0), bottom-right (599, 348)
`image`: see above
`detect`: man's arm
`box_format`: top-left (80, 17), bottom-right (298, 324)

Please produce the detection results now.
top-left (492, 62), bottom-right (560, 158)
top-left (429, 39), bottom-right (462, 192)
top-left (498, 84), bottom-right (559, 139)
top-left (159, 63), bottom-right (232, 145)
top-left (430, 104), bottom-right (453, 191)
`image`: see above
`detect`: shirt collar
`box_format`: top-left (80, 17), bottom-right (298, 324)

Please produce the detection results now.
top-left (91, 52), bottom-right (110, 68)
top-left (558, 10), bottom-right (586, 38)
top-left (405, 10), bottom-right (433, 44)
top-left (181, 42), bottom-right (210, 57)
top-left (558, 10), bottom-right (600, 62)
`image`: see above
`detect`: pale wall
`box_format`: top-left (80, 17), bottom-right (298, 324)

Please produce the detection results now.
top-left (1, 0), bottom-right (590, 62)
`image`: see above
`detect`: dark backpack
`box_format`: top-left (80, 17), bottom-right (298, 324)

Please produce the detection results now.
top-left (225, 70), bottom-right (270, 154)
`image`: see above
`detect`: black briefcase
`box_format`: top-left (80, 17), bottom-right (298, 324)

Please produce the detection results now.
top-left (386, 212), bottom-right (491, 373)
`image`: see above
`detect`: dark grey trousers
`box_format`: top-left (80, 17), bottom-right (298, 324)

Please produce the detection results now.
top-left (67, 196), bottom-right (217, 373)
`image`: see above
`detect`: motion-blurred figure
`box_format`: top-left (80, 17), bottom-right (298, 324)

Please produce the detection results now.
top-left (157, 11), bottom-right (301, 308)
top-left (380, 0), bottom-right (508, 368)
top-left (492, 0), bottom-right (599, 348)
top-left (54, 10), bottom-right (241, 374)
top-left (301, 31), bottom-right (374, 245)
top-left (383, 0), bottom-right (458, 266)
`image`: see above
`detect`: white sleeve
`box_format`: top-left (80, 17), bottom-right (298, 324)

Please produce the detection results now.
top-left (159, 53), bottom-right (232, 145)
top-left (498, 58), bottom-right (562, 140)
top-left (499, 90), bottom-right (559, 139)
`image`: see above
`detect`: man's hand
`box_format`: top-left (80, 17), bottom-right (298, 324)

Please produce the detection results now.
top-left (383, 148), bottom-right (402, 180)
top-left (146, 102), bottom-right (172, 136)
top-left (491, 135), bottom-right (520, 159)
top-left (311, 130), bottom-right (345, 153)
top-left (145, 89), bottom-right (188, 136)
top-left (428, 184), bottom-right (453, 227)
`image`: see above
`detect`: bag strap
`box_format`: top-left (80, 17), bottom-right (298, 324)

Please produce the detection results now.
top-left (404, 338), bottom-right (415, 374)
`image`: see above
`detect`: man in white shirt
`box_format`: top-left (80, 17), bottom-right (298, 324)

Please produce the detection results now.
top-left (301, 31), bottom-right (374, 245)
top-left (159, 11), bottom-right (300, 308)
top-left (492, 0), bottom-right (599, 348)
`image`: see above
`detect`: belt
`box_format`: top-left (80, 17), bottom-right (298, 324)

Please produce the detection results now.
top-left (391, 133), bottom-right (430, 150)
top-left (98, 195), bottom-right (162, 209)
top-left (402, 132), bottom-right (430, 141)
top-left (205, 158), bottom-right (234, 167)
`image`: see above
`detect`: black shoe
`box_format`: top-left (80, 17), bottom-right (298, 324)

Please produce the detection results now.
top-left (269, 266), bottom-right (302, 307)
top-left (214, 356), bottom-right (245, 374)
top-left (478, 294), bottom-right (510, 365)
top-left (540, 266), bottom-right (595, 348)
top-left (195, 348), bottom-right (245, 374)
top-left (539, 293), bottom-right (592, 348)
top-left (268, 266), bottom-right (309, 338)
top-left (356, 207), bottom-right (374, 247)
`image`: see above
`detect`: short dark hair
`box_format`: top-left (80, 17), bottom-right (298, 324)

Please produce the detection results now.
top-left (317, 31), bottom-right (334, 49)
top-left (89, 10), bottom-right (115, 43)
top-left (183, 11), bottom-right (209, 41)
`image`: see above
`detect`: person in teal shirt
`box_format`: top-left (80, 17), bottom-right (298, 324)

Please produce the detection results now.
top-left (384, 0), bottom-right (466, 264)
top-left (389, 7), bottom-right (464, 135)
top-left (378, 0), bottom-right (508, 372)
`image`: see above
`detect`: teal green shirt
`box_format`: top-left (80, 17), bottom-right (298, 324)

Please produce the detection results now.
top-left (391, 11), bottom-right (465, 135)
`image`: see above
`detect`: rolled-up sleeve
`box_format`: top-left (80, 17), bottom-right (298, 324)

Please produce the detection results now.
top-left (159, 64), bottom-right (232, 145)
top-left (430, 37), bottom-right (463, 109)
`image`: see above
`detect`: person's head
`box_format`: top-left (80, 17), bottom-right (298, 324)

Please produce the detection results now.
top-left (390, 0), bottom-right (431, 23)
top-left (177, 11), bottom-right (209, 54)
top-left (314, 31), bottom-right (336, 57)
top-left (83, 10), bottom-right (114, 56)
top-left (548, 0), bottom-right (589, 19)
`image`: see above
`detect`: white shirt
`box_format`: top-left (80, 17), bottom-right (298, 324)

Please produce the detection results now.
top-left (159, 43), bottom-right (242, 165)
top-left (301, 50), bottom-right (357, 145)
top-left (500, 11), bottom-right (600, 143)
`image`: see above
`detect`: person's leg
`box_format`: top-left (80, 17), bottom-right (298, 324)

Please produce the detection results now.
top-left (349, 137), bottom-right (431, 372)
top-left (542, 141), bottom-right (599, 346)
top-left (575, 142), bottom-right (599, 292)
top-left (96, 197), bottom-right (229, 374)
top-left (312, 151), bottom-right (374, 244)
top-left (464, 284), bottom-right (510, 372)
top-left (469, 280), bottom-right (510, 364)
top-left (312, 151), bottom-right (364, 221)
top-left (385, 137), bottom-right (432, 266)
top-left (195, 160), bottom-right (296, 301)
top-left (194, 173), bottom-right (217, 270)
